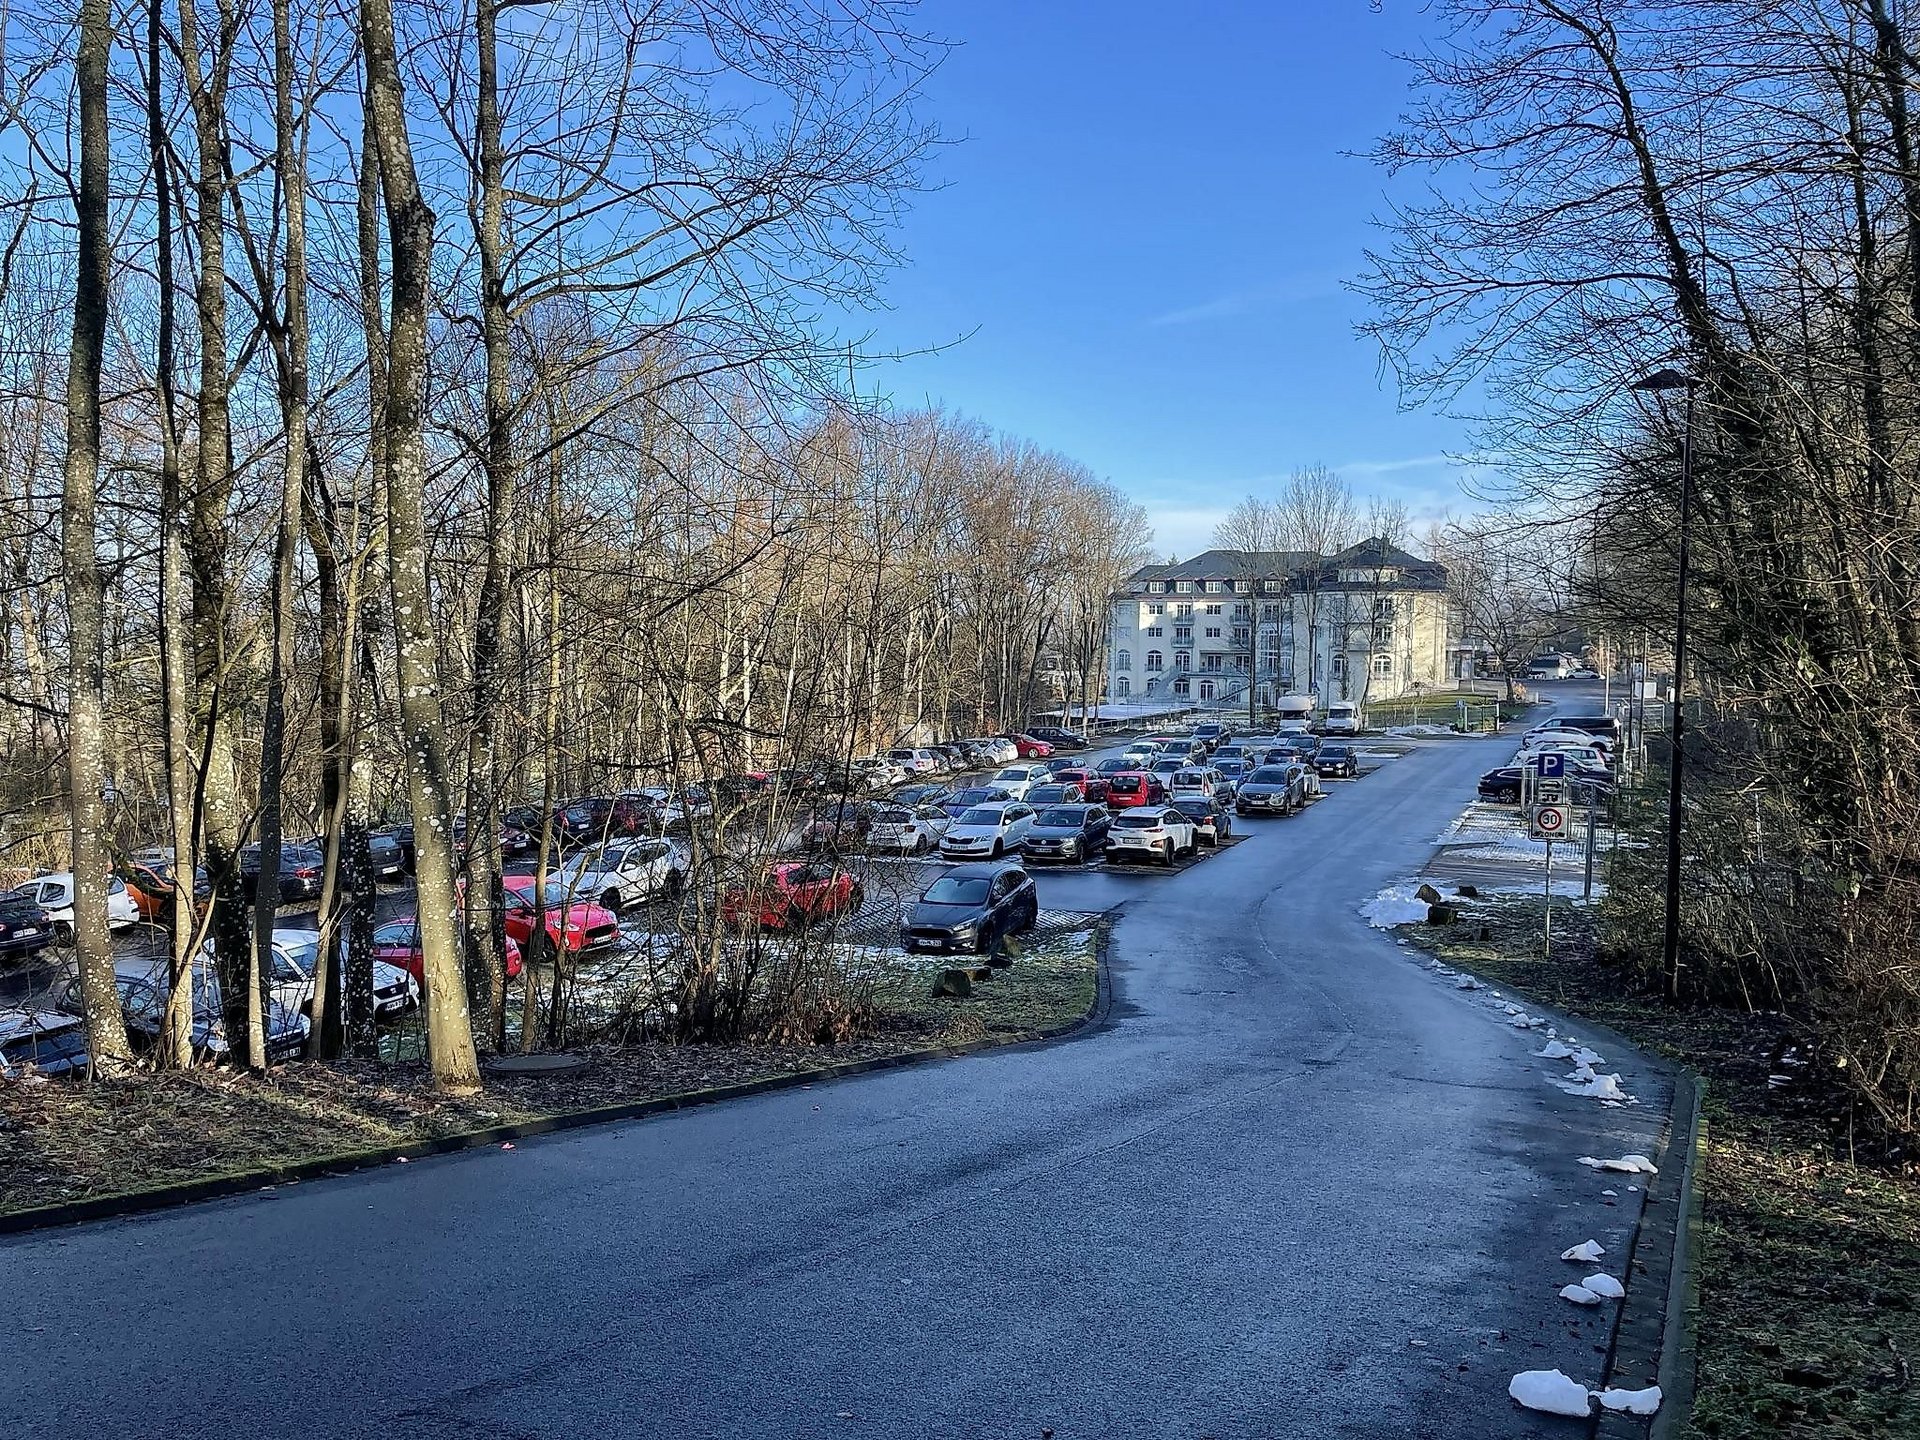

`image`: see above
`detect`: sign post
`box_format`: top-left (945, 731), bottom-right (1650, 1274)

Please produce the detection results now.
top-left (1527, 753), bottom-right (1573, 959)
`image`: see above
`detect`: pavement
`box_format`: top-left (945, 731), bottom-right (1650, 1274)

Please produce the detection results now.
top-left (1, 698), bottom-right (1674, 1439)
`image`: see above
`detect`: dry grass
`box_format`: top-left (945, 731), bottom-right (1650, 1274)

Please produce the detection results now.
top-left (0, 929), bottom-right (1099, 1219)
top-left (1399, 895), bottom-right (1920, 1440)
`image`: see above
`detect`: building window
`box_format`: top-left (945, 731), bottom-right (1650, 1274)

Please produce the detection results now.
top-left (1175, 604), bottom-right (1193, 619)
top-left (1205, 603), bottom-right (1222, 615)
top-left (1201, 655), bottom-right (1223, 673)
top-left (1116, 648), bottom-right (1131, 670)
top-left (1146, 626), bottom-right (1163, 637)
top-left (1198, 679), bottom-right (1216, 700)
top-left (1232, 604), bottom-right (1249, 619)
top-left (1374, 598), bottom-right (1396, 622)
top-left (1116, 676), bottom-right (1130, 697)
top-left (1231, 628), bottom-right (1250, 646)
top-left (1233, 580), bottom-right (1252, 593)
top-left (1372, 653), bottom-right (1395, 678)
top-left (1261, 603), bottom-right (1280, 621)
top-left (1205, 626), bottom-right (1221, 639)
top-left (1173, 676), bottom-right (1191, 696)
top-left (1174, 650), bottom-right (1190, 671)
top-left (1174, 625), bottom-right (1192, 642)
top-left (1147, 602), bottom-right (1164, 616)
top-left (1202, 580), bottom-right (1220, 593)
top-left (1331, 654), bottom-right (1348, 679)
top-left (1145, 650), bottom-right (1163, 671)
top-left (1176, 581), bottom-right (1193, 593)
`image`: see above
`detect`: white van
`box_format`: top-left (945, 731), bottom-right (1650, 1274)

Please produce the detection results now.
top-left (1323, 701), bottom-right (1361, 735)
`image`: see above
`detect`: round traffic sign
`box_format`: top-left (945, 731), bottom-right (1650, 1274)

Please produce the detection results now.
top-left (1535, 806), bottom-right (1566, 835)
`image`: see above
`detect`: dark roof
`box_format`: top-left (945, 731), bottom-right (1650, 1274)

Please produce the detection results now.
top-left (1129, 542), bottom-right (1446, 590)
top-left (1323, 537), bottom-right (1447, 590)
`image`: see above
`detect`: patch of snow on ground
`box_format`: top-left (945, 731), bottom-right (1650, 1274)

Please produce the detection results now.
top-left (1557, 1072), bottom-right (1634, 1102)
top-left (1579, 1154), bottom-right (1658, 1174)
top-left (1387, 723), bottom-right (1455, 737)
top-left (1596, 1385), bottom-right (1662, 1415)
top-left (1561, 1240), bottom-right (1606, 1263)
top-left (1360, 885), bottom-right (1437, 928)
top-left (1559, 1284), bottom-right (1602, 1305)
top-left (1508, 1370), bottom-right (1592, 1417)
top-left (1581, 1273), bottom-right (1625, 1298)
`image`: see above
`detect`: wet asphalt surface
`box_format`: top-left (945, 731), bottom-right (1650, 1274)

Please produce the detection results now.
top-left (3, 692), bottom-right (1673, 1439)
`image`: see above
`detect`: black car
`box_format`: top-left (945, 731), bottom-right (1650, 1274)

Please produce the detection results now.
top-left (1479, 766), bottom-right (1610, 805)
top-left (892, 782), bottom-right (955, 807)
top-left (1043, 754), bottom-right (1086, 775)
top-left (1023, 804), bottom-right (1111, 864)
top-left (0, 1010), bottom-right (91, 1078)
top-left (940, 785), bottom-right (1010, 819)
top-left (1193, 722), bottom-right (1227, 750)
top-left (1314, 744), bottom-right (1358, 779)
top-left (899, 861), bottom-right (1038, 955)
top-left (0, 890), bottom-right (53, 963)
top-left (1171, 796), bottom-right (1234, 845)
top-left (237, 843), bottom-right (327, 903)
top-left (1027, 726), bottom-right (1088, 751)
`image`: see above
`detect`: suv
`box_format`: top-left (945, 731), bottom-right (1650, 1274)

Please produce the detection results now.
top-left (1105, 806), bottom-right (1198, 866)
top-left (1027, 726), bottom-right (1088, 751)
top-left (1193, 722), bottom-right (1227, 750)
top-left (1235, 764), bottom-right (1306, 816)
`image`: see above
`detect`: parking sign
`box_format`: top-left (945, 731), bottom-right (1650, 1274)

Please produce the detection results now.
top-left (1536, 752), bottom-right (1565, 778)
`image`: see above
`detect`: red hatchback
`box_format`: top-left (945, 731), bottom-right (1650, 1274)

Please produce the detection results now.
top-left (1104, 771), bottom-right (1166, 809)
top-left (372, 915), bottom-right (523, 983)
top-left (501, 876), bottom-right (621, 961)
top-left (1001, 732), bottom-right (1055, 759)
top-left (1050, 768), bottom-right (1111, 804)
top-left (720, 861), bottom-right (864, 931)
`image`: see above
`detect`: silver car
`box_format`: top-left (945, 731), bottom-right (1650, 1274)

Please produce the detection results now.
top-left (1234, 763), bottom-right (1306, 816)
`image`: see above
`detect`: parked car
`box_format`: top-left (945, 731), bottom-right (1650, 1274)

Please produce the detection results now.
top-left (1277, 733), bottom-right (1321, 760)
top-left (1148, 756), bottom-right (1187, 779)
top-left (1289, 759), bottom-right (1324, 803)
top-left (1026, 726), bottom-right (1088, 751)
top-left (371, 915), bottom-right (523, 986)
top-left (0, 1009), bottom-right (91, 1079)
top-left (1000, 732), bottom-right (1055, 760)
top-left (1049, 768), bottom-right (1111, 804)
top-left (1104, 771), bottom-right (1166, 810)
top-left (1148, 735), bottom-right (1205, 761)
top-left (1024, 782), bottom-right (1085, 807)
top-left (1022, 804), bottom-right (1111, 864)
top-left (1092, 756), bottom-right (1137, 778)
top-left (501, 877), bottom-right (621, 961)
top-left (1167, 767), bottom-right (1223, 804)
top-left (898, 861), bottom-right (1037, 955)
top-left (1042, 754), bottom-right (1086, 775)
top-left (720, 862), bottom-right (863, 930)
top-left (0, 888), bottom-right (55, 963)
top-left (557, 839), bottom-right (686, 911)
top-left (1535, 714), bottom-right (1623, 745)
top-left (934, 743), bottom-right (972, 771)
top-left (988, 764), bottom-right (1054, 801)
top-left (1193, 722), bottom-right (1227, 751)
top-left (121, 856), bottom-right (212, 923)
top-left (1322, 701), bottom-right (1361, 735)
top-left (238, 843), bottom-right (327, 903)
top-left (1235, 764), bottom-right (1307, 816)
top-left (1171, 796), bottom-right (1234, 846)
top-left (1104, 806), bottom-right (1198, 865)
top-left (5, 872), bottom-right (140, 944)
top-left (1478, 767), bottom-right (1526, 804)
top-left (940, 785), bottom-right (1012, 818)
top-left (1212, 757), bottom-right (1249, 793)
top-left (866, 803), bottom-right (951, 855)
top-left (65, 957), bottom-right (310, 1064)
top-left (248, 927), bottom-right (419, 1021)
top-left (798, 801), bottom-right (874, 853)
top-left (939, 800), bottom-right (1037, 859)
top-left (963, 737), bottom-right (1019, 766)
top-left (1314, 743), bottom-right (1358, 779)
top-left (891, 782), bottom-right (954, 807)
top-left (888, 747), bottom-right (945, 776)
top-left (1121, 742), bottom-right (1158, 767)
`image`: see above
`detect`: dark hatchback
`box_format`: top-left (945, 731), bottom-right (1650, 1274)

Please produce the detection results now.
top-left (238, 843), bottom-right (327, 903)
top-left (1023, 804), bottom-right (1111, 864)
top-left (0, 890), bottom-right (53, 963)
top-left (1171, 796), bottom-right (1234, 846)
top-left (898, 862), bottom-right (1038, 956)
top-left (1314, 744), bottom-right (1358, 778)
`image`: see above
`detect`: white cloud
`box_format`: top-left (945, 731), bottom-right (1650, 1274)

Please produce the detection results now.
top-left (1147, 274), bottom-right (1337, 328)
top-left (1137, 503), bottom-right (1230, 559)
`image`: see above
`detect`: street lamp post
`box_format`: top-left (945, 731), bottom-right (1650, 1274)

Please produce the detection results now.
top-left (1630, 366), bottom-right (1698, 1002)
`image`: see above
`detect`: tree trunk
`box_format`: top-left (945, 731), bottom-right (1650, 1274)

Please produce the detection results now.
top-left (64, 0), bottom-right (133, 1073)
top-left (360, 0), bottom-right (482, 1092)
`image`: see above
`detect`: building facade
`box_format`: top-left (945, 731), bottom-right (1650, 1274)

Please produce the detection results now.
top-left (1106, 542), bottom-right (1452, 708)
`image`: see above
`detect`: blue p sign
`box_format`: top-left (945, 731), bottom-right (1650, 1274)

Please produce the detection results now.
top-left (1537, 752), bottom-right (1565, 778)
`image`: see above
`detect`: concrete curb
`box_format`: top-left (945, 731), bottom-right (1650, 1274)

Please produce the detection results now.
top-left (1594, 1072), bottom-right (1706, 1438)
top-left (1, 939), bottom-right (1113, 1240)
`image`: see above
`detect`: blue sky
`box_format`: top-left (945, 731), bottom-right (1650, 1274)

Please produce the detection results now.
top-left (865, 2), bottom-right (1476, 558)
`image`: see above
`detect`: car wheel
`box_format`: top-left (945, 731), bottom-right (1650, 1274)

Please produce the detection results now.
top-left (1160, 840), bottom-right (1174, 867)
top-left (53, 919), bottom-right (74, 946)
top-left (989, 840), bottom-right (1002, 858)
top-left (665, 868), bottom-right (686, 898)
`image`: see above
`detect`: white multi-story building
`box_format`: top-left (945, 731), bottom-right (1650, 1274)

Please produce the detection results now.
top-left (1106, 541), bottom-right (1453, 708)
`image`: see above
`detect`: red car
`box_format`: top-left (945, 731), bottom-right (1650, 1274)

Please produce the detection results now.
top-left (372, 915), bottom-right (523, 983)
top-left (1105, 771), bottom-right (1167, 809)
top-left (720, 861), bottom-right (864, 931)
top-left (1050, 768), bottom-right (1111, 804)
top-left (501, 876), bottom-right (621, 960)
top-left (1001, 732), bottom-right (1055, 759)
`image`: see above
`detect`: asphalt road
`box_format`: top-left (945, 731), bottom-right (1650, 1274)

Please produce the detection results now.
top-left (2, 706), bottom-right (1671, 1439)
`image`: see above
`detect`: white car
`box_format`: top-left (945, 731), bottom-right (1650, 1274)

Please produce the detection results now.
top-left (965, 737), bottom-right (1019, 766)
top-left (887, 747), bottom-right (945, 776)
top-left (1167, 767), bottom-right (1223, 803)
top-left (867, 803), bottom-right (952, 855)
top-left (939, 801), bottom-right (1037, 859)
top-left (1520, 731), bottom-right (1611, 763)
top-left (558, 838), bottom-right (686, 911)
top-left (988, 764), bottom-right (1053, 801)
top-left (202, 927), bottom-right (418, 1022)
top-left (8, 872), bottom-right (141, 943)
top-left (1322, 702), bottom-right (1361, 735)
top-left (1104, 806), bottom-right (1198, 865)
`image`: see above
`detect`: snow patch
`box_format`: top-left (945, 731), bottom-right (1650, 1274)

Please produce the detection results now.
top-left (1561, 1240), bottom-right (1606, 1263)
top-left (1557, 1071), bottom-right (1633, 1103)
top-left (1579, 1153), bottom-right (1657, 1174)
top-left (1581, 1272), bottom-right (1625, 1299)
top-left (1596, 1385), bottom-right (1663, 1415)
top-left (1360, 885), bottom-right (1438, 928)
top-left (1508, 1369), bottom-right (1592, 1417)
top-left (1560, 1284), bottom-right (1603, 1305)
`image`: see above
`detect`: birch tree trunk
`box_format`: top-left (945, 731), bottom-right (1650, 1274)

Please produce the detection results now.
top-left (64, 0), bottom-right (132, 1073)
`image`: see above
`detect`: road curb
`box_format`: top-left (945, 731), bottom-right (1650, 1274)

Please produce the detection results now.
top-left (1595, 1071), bottom-right (1706, 1438)
top-left (1, 937), bottom-right (1113, 1240)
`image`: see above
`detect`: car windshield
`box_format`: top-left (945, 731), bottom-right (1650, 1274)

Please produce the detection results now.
top-left (1321, 746), bottom-right (1350, 757)
top-left (508, 882), bottom-right (585, 908)
top-left (923, 876), bottom-right (990, 904)
top-left (992, 769), bottom-right (1026, 781)
top-left (1249, 767), bottom-right (1288, 783)
top-left (1027, 787), bottom-right (1067, 803)
top-left (568, 847), bottom-right (623, 871)
top-left (373, 922), bottom-right (417, 946)
top-left (273, 942), bottom-right (318, 980)
top-left (1111, 813), bottom-right (1157, 829)
top-left (958, 807), bottom-right (1005, 826)
top-left (1217, 760), bottom-right (1245, 775)
top-left (1036, 807), bottom-right (1085, 827)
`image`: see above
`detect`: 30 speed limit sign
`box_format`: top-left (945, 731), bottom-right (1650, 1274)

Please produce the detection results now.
top-left (1530, 803), bottom-right (1571, 840)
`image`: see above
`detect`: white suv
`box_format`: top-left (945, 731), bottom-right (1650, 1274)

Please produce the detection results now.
top-left (888, 747), bottom-right (944, 775)
top-left (988, 763), bottom-right (1053, 800)
top-left (557, 838), bottom-right (687, 911)
top-left (1104, 806), bottom-right (1198, 866)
